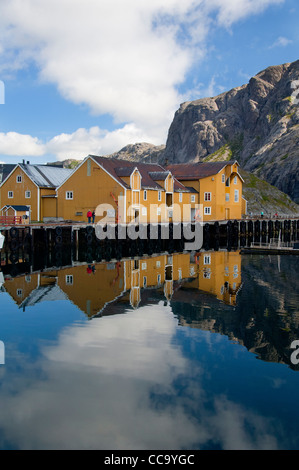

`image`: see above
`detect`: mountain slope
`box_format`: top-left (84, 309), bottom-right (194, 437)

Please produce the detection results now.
top-left (163, 60), bottom-right (299, 203)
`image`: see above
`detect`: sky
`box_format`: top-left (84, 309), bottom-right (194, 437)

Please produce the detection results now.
top-left (0, 0), bottom-right (298, 164)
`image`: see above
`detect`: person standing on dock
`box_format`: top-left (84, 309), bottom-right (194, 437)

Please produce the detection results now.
top-left (87, 210), bottom-right (92, 223)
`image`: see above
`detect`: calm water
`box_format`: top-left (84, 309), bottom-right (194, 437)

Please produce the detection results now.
top-left (0, 250), bottom-right (299, 450)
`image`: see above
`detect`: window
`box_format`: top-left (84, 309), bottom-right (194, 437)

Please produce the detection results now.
top-left (203, 269), bottom-right (211, 279)
top-left (143, 276), bottom-right (147, 288)
top-left (66, 191), bottom-right (73, 200)
top-left (234, 176), bottom-right (237, 185)
top-left (204, 255), bottom-right (211, 265)
top-left (204, 207), bottom-right (211, 215)
top-left (157, 274), bottom-right (161, 285)
top-left (225, 193), bottom-right (230, 202)
top-left (25, 191), bottom-right (31, 199)
top-left (16, 175), bottom-right (22, 183)
top-left (191, 195), bottom-right (196, 203)
top-left (222, 174), bottom-right (225, 183)
top-left (143, 190), bottom-right (147, 201)
top-left (87, 159), bottom-right (91, 176)
top-left (66, 275), bottom-right (73, 285)
top-left (179, 192), bottom-right (183, 203)
top-left (142, 262), bottom-right (147, 270)
top-left (158, 191), bottom-right (162, 202)
top-left (204, 192), bottom-right (211, 201)
top-left (234, 190), bottom-right (239, 203)
top-left (17, 289), bottom-right (23, 297)
top-left (8, 191), bottom-right (13, 198)
top-left (157, 207), bottom-right (161, 216)
top-left (156, 260), bottom-right (161, 268)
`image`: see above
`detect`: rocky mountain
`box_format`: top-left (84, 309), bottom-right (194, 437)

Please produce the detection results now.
top-left (163, 60), bottom-right (299, 203)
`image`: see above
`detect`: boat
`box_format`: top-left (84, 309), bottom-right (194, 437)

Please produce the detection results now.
top-left (0, 232), bottom-right (5, 250)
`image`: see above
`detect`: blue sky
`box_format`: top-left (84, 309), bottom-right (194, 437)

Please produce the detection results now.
top-left (0, 0), bottom-right (298, 164)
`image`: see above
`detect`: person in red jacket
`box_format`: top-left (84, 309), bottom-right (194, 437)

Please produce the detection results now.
top-left (87, 210), bottom-right (92, 223)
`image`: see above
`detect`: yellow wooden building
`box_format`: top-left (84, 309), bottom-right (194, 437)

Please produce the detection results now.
top-left (167, 160), bottom-right (247, 221)
top-left (0, 163), bottom-right (73, 222)
top-left (56, 155), bottom-right (198, 224)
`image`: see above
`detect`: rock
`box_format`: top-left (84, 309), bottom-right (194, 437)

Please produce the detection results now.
top-left (163, 60), bottom-right (299, 203)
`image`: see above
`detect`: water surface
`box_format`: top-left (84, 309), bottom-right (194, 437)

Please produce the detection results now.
top-left (0, 251), bottom-right (298, 450)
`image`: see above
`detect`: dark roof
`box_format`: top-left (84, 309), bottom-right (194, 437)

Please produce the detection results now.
top-left (4, 205), bottom-right (30, 211)
top-left (166, 161), bottom-right (236, 180)
top-left (91, 155), bottom-right (192, 192)
top-left (0, 164), bottom-right (16, 184)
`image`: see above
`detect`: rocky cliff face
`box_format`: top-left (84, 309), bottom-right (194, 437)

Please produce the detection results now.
top-left (163, 60), bottom-right (299, 203)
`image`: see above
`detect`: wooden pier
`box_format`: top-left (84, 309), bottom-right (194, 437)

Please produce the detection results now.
top-left (1, 217), bottom-right (299, 270)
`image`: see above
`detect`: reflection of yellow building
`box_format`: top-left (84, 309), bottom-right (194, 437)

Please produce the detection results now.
top-left (3, 251), bottom-right (242, 315)
top-left (188, 250), bottom-right (242, 305)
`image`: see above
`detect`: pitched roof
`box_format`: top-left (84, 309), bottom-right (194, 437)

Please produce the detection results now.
top-left (166, 161), bottom-right (237, 180)
top-left (91, 155), bottom-right (195, 192)
top-left (19, 164), bottom-right (73, 188)
top-left (0, 164), bottom-right (16, 184)
top-left (4, 205), bottom-right (30, 211)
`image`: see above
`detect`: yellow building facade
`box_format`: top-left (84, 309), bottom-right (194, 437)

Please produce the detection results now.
top-left (57, 155), bottom-right (198, 224)
top-left (167, 160), bottom-right (247, 221)
top-left (0, 163), bottom-right (73, 222)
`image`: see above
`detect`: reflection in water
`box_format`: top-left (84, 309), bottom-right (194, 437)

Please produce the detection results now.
top-left (3, 251), bottom-right (242, 316)
top-left (0, 250), bottom-right (299, 450)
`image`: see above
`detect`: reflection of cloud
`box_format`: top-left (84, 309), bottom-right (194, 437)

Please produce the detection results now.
top-left (0, 304), bottom-right (281, 450)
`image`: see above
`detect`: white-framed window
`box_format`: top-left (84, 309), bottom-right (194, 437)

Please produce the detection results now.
top-left (191, 194), bottom-right (196, 203)
top-left (157, 207), bottom-right (161, 216)
top-left (234, 190), bottom-right (239, 203)
top-left (158, 191), bottom-right (162, 202)
top-left (178, 268), bottom-right (182, 280)
top-left (203, 269), bottom-right (211, 279)
top-left (25, 275), bottom-right (31, 283)
top-left (179, 192), bottom-right (183, 203)
top-left (156, 260), bottom-right (161, 268)
top-left (17, 289), bottom-right (23, 297)
top-left (234, 176), bottom-right (238, 185)
top-left (204, 255), bottom-right (211, 265)
top-left (66, 191), bottom-right (73, 200)
top-left (204, 192), bottom-right (211, 201)
top-left (204, 207), bottom-right (211, 215)
top-left (144, 190), bottom-right (147, 201)
top-left (222, 174), bottom-right (225, 183)
top-left (225, 193), bottom-right (230, 202)
top-left (8, 191), bottom-right (13, 198)
top-left (66, 275), bottom-right (73, 285)
top-left (16, 175), bottom-right (22, 183)
top-left (25, 191), bottom-right (31, 199)
top-left (142, 262), bottom-right (147, 270)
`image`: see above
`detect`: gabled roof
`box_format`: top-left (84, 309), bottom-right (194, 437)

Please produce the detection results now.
top-left (0, 164), bottom-right (16, 184)
top-left (18, 163), bottom-right (73, 188)
top-left (57, 155), bottom-right (198, 193)
top-left (2, 205), bottom-right (30, 211)
top-left (166, 161), bottom-right (239, 180)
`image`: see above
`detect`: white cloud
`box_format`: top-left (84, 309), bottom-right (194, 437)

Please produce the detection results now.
top-left (0, 132), bottom-right (45, 157)
top-left (269, 36), bottom-right (293, 48)
top-left (0, 0), bottom-right (286, 159)
top-left (0, 125), bottom-right (153, 160)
